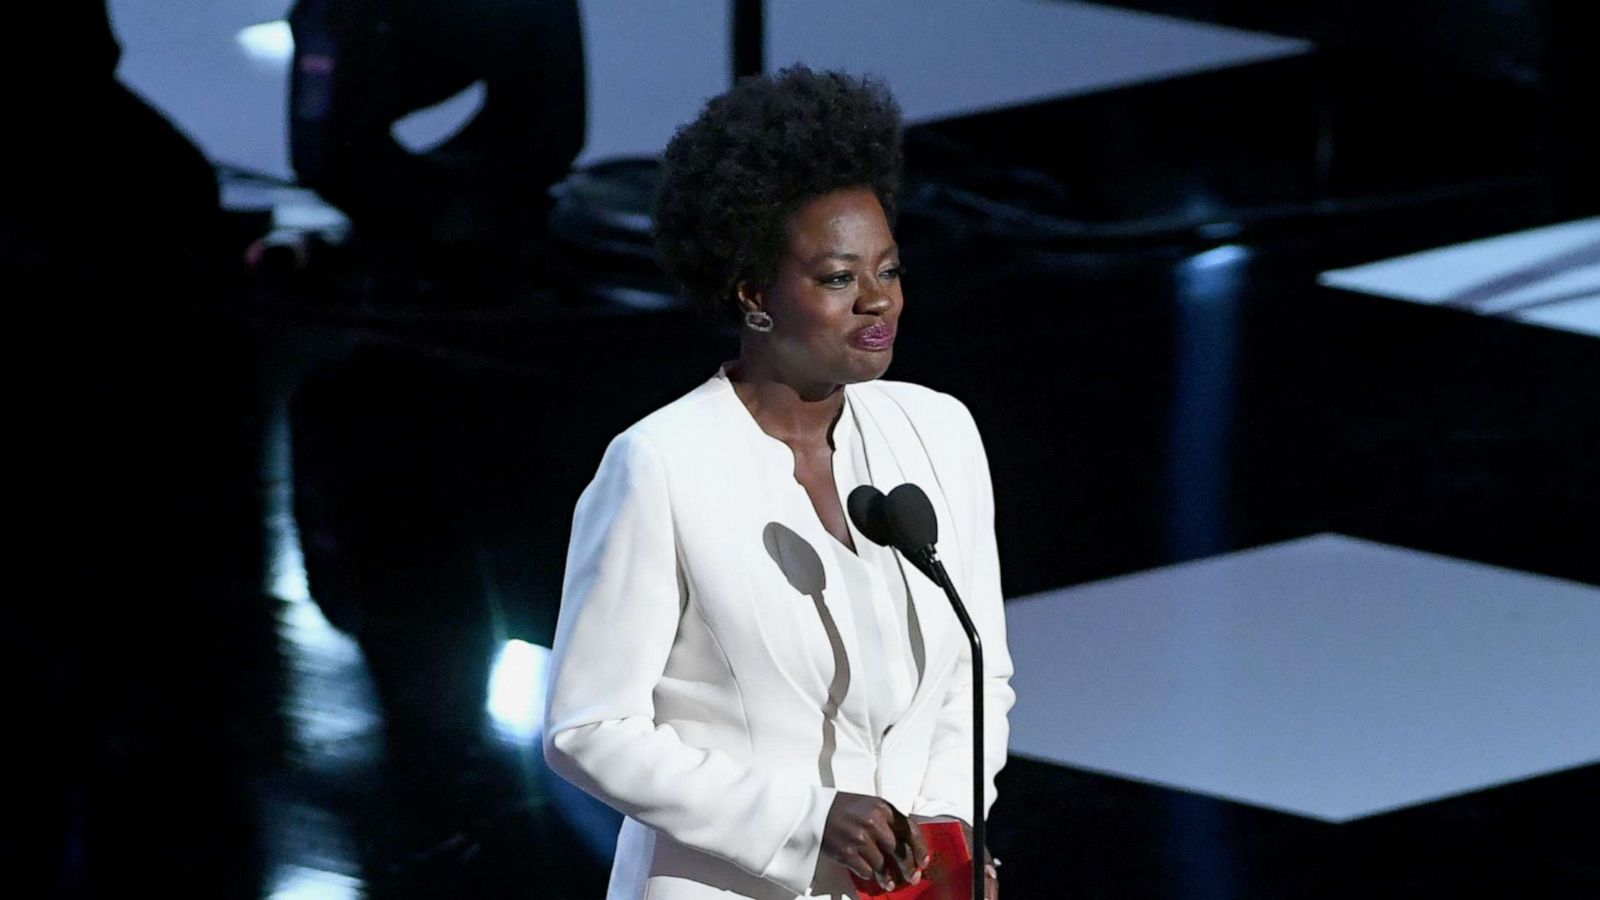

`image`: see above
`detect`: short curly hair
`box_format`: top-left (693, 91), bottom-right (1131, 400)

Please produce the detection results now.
top-left (654, 64), bottom-right (904, 323)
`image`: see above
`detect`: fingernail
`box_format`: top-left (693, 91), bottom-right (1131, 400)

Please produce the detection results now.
top-left (909, 870), bottom-right (922, 885)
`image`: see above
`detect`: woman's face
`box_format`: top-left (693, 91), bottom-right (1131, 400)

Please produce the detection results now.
top-left (742, 186), bottom-right (903, 391)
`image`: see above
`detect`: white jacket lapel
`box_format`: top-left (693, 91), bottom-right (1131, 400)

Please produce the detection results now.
top-left (846, 385), bottom-right (965, 721)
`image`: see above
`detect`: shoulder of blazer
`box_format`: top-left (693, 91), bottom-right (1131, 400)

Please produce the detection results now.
top-left (607, 377), bottom-right (732, 457)
top-left (851, 378), bottom-right (981, 453)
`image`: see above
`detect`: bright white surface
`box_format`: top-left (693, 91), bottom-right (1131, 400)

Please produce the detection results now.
top-left (108, 1), bottom-right (1305, 178)
top-left (106, 0), bottom-right (725, 177)
top-left (236, 20), bottom-right (294, 63)
top-left (1517, 294), bottom-right (1600, 334)
top-left (391, 81), bottom-right (487, 155)
top-left (487, 639), bottom-right (551, 743)
top-left (1006, 534), bottom-right (1600, 821)
top-left (110, 0), bottom-right (297, 178)
top-left (1319, 217), bottom-right (1600, 338)
top-left (768, 0), bottom-right (1309, 125)
top-left (572, 0), bottom-right (1307, 162)
top-left (577, 0), bottom-right (727, 165)
top-left (267, 864), bottom-right (361, 900)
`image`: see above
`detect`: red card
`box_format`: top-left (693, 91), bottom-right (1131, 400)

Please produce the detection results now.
top-left (849, 820), bottom-right (974, 900)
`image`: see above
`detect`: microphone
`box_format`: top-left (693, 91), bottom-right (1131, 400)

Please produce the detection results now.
top-left (846, 484), bottom-right (893, 547)
top-left (847, 483), bottom-right (987, 900)
top-left (847, 484), bottom-right (941, 583)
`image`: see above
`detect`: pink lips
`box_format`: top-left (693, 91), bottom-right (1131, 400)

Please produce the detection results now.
top-left (850, 322), bottom-right (895, 351)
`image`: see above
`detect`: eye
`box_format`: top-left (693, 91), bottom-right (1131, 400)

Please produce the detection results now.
top-left (879, 264), bottom-right (905, 280)
top-left (819, 271), bottom-right (854, 288)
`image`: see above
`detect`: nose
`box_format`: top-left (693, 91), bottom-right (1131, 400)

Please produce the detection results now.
top-left (856, 279), bottom-right (894, 316)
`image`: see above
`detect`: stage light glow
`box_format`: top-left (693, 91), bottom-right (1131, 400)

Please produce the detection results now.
top-left (1187, 244), bottom-right (1249, 270)
top-left (267, 863), bottom-right (361, 899)
top-left (266, 475), bottom-right (379, 746)
top-left (237, 20), bottom-right (294, 64)
top-left (487, 639), bottom-right (551, 742)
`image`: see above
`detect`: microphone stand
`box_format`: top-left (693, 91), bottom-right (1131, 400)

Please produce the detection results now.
top-left (911, 548), bottom-right (984, 900)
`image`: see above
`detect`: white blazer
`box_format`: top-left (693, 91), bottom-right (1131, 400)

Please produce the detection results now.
top-left (543, 370), bottom-right (1015, 900)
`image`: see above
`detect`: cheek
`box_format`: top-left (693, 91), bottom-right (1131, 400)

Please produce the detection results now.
top-left (783, 315), bottom-right (846, 358)
top-left (772, 288), bottom-right (849, 340)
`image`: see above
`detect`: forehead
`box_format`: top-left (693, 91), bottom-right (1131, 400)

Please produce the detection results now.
top-left (782, 187), bottom-right (893, 259)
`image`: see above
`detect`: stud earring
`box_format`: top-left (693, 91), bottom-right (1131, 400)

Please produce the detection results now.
top-left (744, 310), bottom-right (774, 333)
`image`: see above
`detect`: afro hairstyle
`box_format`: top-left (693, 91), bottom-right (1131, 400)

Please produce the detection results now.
top-left (653, 64), bottom-right (904, 324)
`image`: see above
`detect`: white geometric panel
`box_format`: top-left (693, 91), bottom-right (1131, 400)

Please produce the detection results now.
top-left (770, 0), bottom-right (1310, 125)
top-left (1005, 534), bottom-right (1600, 821)
top-left (109, 0), bottom-right (1308, 176)
top-left (1320, 217), bottom-right (1600, 339)
top-left (108, 0), bottom-right (299, 177)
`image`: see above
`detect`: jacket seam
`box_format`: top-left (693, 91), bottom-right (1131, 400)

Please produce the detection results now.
top-left (697, 597), bottom-right (755, 761)
top-left (641, 428), bottom-right (756, 761)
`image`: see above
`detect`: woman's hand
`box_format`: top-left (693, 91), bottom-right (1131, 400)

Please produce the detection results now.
top-left (822, 792), bottom-right (931, 891)
top-left (909, 815), bottom-right (998, 900)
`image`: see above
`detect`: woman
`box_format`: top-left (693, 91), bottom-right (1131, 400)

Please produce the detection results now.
top-left (543, 66), bottom-right (1013, 900)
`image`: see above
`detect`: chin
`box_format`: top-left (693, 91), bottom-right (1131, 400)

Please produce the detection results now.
top-left (847, 349), bottom-right (894, 383)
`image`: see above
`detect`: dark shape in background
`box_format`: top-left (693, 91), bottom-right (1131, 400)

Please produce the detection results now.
top-left (1084, 0), bottom-right (1587, 206)
top-left (8, 3), bottom-right (275, 896)
top-left (287, 0), bottom-right (586, 300)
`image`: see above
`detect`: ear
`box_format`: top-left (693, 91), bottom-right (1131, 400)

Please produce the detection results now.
top-left (734, 279), bottom-right (765, 315)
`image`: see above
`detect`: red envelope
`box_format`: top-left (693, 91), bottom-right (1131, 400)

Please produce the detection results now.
top-left (849, 820), bottom-right (974, 900)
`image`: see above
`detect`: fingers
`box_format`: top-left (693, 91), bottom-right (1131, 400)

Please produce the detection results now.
top-left (869, 814), bottom-right (917, 887)
top-left (822, 793), bottom-right (930, 889)
top-left (855, 830), bottom-right (887, 884)
top-left (898, 813), bottom-right (932, 872)
top-left (885, 809), bottom-right (929, 883)
top-left (841, 850), bottom-right (875, 883)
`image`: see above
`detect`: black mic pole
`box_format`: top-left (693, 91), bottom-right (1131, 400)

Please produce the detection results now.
top-left (909, 547), bottom-right (985, 900)
top-left (848, 483), bottom-right (987, 900)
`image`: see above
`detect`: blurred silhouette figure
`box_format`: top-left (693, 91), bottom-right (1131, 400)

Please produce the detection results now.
top-left (7, 3), bottom-right (274, 896)
top-left (282, 0), bottom-right (590, 873)
top-left (287, 342), bottom-right (591, 894)
top-left (287, 0), bottom-right (586, 298)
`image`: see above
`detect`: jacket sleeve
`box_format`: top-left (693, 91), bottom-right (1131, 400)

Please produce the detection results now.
top-left (542, 431), bottom-right (835, 894)
top-left (910, 399), bottom-right (1016, 826)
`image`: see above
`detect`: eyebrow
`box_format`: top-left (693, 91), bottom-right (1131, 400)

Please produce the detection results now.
top-left (806, 244), bottom-right (900, 265)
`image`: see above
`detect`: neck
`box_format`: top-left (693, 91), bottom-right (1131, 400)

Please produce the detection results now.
top-left (726, 356), bottom-right (845, 447)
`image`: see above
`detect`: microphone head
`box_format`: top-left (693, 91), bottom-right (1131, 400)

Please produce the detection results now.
top-left (883, 483), bottom-right (938, 555)
top-left (847, 485), bottom-right (893, 547)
